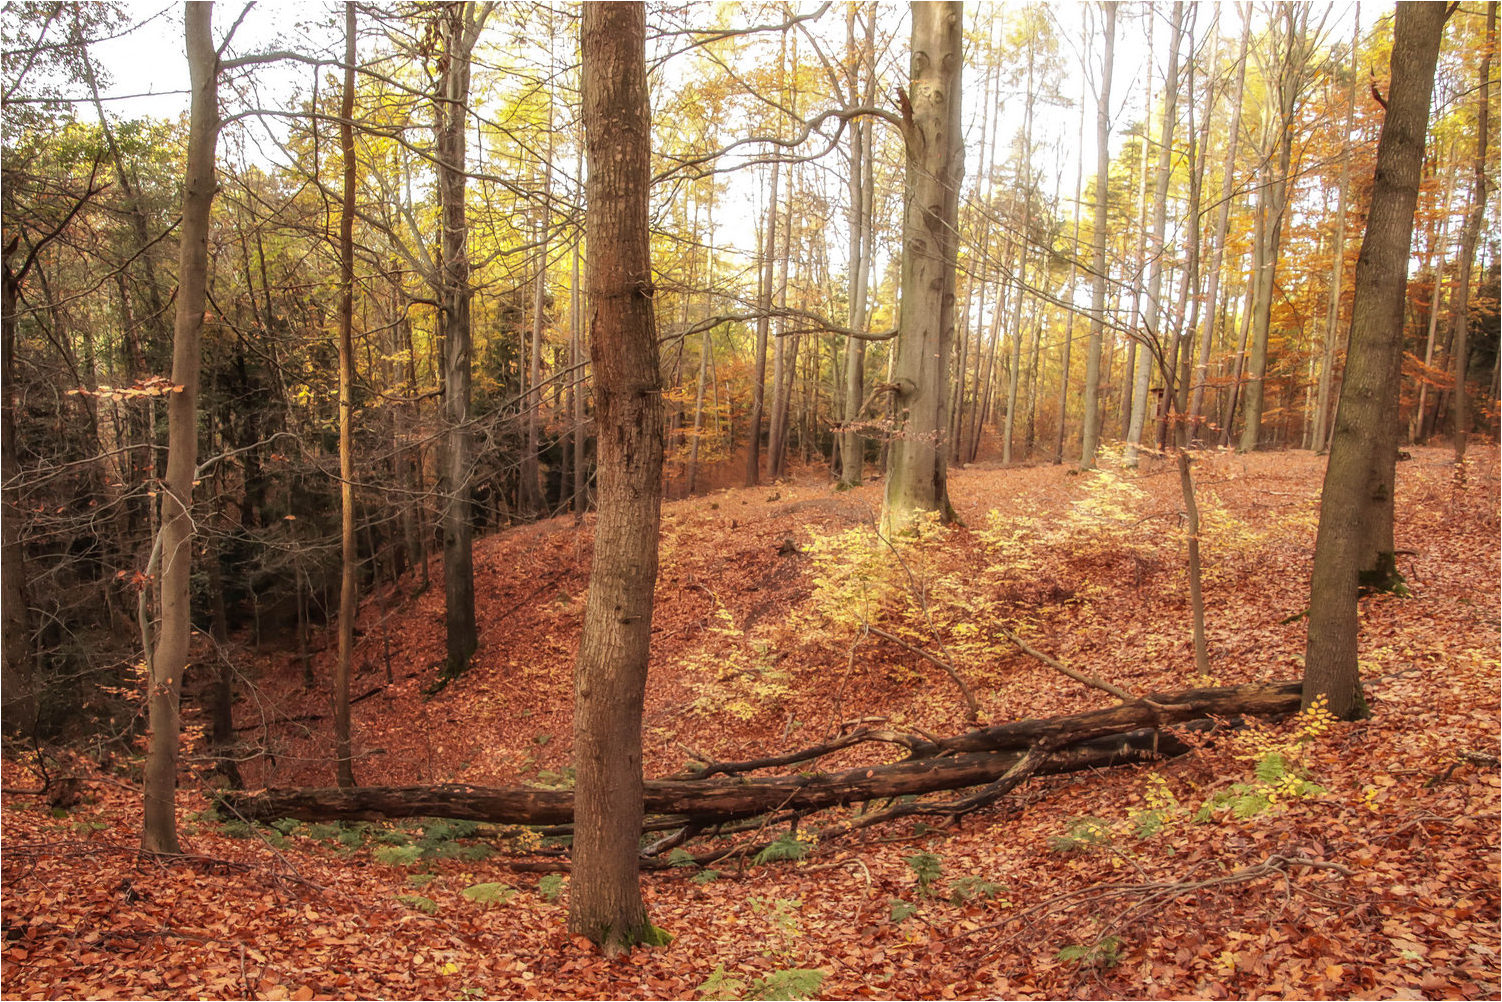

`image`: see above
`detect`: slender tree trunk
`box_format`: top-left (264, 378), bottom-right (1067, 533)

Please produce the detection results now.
top-left (1190, 8), bottom-right (1250, 442)
top-left (881, 2), bottom-right (963, 534)
top-left (838, 14), bottom-right (871, 488)
top-left (744, 157), bottom-right (780, 487)
top-left (1079, 1), bottom-right (1116, 469)
top-left (1055, 85), bottom-right (1087, 464)
top-left (1240, 7), bottom-right (1308, 452)
top-left (1125, 2), bottom-right (1183, 469)
top-left (142, 2), bottom-right (219, 853)
top-left (521, 156), bottom-right (554, 516)
top-left (333, 4), bottom-right (358, 789)
top-left (1304, 3), bottom-right (1447, 719)
top-left (1412, 156), bottom-right (1458, 444)
top-left (1450, 1), bottom-right (1494, 463)
top-left (1312, 11), bottom-right (1361, 451)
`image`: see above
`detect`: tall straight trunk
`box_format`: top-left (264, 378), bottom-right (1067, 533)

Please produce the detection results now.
top-left (1190, 8), bottom-right (1251, 440)
top-left (1311, 10), bottom-right (1361, 451)
top-left (333, 4), bottom-right (358, 790)
top-left (838, 7), bottom-right (873, 488)
top-left (967, 258), bottom-right (1007, 463)
top-left (744, 157), bottom-right (780, 486)
top-left (572, 147), bottom-right (588, 514)
top-left (436, 2), bottom-right (489, 677)
top-left (686, 189), bottom-right (716, 495)
top-left (142, 2), bottom-right (219, 853)
top-left (1003, 38), bottom-right (1035, 468)
top-left (1162, 10), bottom-right (1207, 450)
top-left (1240, 6), bottom-right (1308, 452)
top-left (1, 246), bottom-right (35, 736)
top-left (1220, 274), bottom-right (1256, 445)
top-left (1450, 1), bottom-right (1494, 463)
top-left (1055, 88), bottom-right (1087, 464)
top-left (1125, 2), bottom-right (1183, 468)
top-left (881, 1), bottom-right (963, 534)
top-left (571, 1), bottom-right (661, 953)
top-left (521, 155), bottom-right (554, 516)
top-left (1305, 2), bottom-right (1447, 719)
top-left (1412, 157), bottom-right (1458, 443)
top-left (1079, 1), bottom-right (1116, 469)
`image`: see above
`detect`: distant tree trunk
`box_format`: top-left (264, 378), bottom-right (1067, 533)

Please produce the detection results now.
top-left (1003, 40), bottom-right (1035, 468)
top-left (1304, 2), bottom-right (1447, 720)
top-left (142, 2), bottom-right (219, 853)
top-left (1125, 1), bottom-right (1183, 469)
top-left (1055, 88), bottom-right (1087, 464)
top-left (840, 3), bottom-right (876, 488)
top-left (571, 1), bottom-right (662, 954)
top-left (1079, 1), bottom-right (1116, 469)
top-left (744, 156), bottom-right (780, 487)
top-left (520, 155), bottom-right (554, 516)
top-left (333, 3), bottom-right (358, 789)
top-left (571, 143), bottom-right (589, 515)
top-left (1412, 157), bottom-right (1458, 444)
top-left (1311, 10), bottom-right (1361, 452)
top-left (1240, 6), bottom-right (1309, 452)
top-left (1450, 1), bottom-right (1494, 464)
top-left (1, 242), bottom-right (36, 736)
top-left (1189, 8), bottom-right (1250, 443)
top-left (435, 2), bottom-right (490, 678)
top-left (881, 1), bottom-right (963, 534)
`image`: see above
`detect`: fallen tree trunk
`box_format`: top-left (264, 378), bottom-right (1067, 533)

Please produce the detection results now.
top-left (221, 681), bottom-right (1301, 826)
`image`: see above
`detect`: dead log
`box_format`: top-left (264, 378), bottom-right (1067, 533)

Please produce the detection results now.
top-left (220, 681), bottom-right (1301, 826)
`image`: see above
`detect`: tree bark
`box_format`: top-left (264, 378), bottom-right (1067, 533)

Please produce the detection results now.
top-left (882, 2), bottom-right (963, 534)
top-left (1079, 1), bottom-right (1116, 470)
top-left (1304, 2), bottom-right (1448, 720)
top-left (1240, 7), bottom-right (1309, 452)
top-left (1449, 1), bottom-right (1495, 464)
top-left (333, 4), bottom-right (358, 790)
top-left (142, 2), bottom-right (219, 854)
top-left (436, 2), bottom-right (490, 678)
top-left (1125, 1), bottom-right (1183, 469)
top-left (572, 1), bottom-right (661, 954)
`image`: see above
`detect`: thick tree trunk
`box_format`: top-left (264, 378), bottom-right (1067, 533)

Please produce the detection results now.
top-left (572, 1), bottom-right (661, 954)
top-left (1079, 1), bottom-right (1116, 470)
top-left (1304, 3), bottom-right (1447, 720)
top-left (1, 251), bottom-right (36, 735)
top-left (224, 682), bottom-right (1304, 826)
top-left (882, 2), bottom-right (963, 534)
top-left (142, 2), bottom-right (219, 854)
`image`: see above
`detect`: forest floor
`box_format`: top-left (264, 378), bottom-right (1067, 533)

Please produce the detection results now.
top-left (2, 446), bottom-right (1499, 1001)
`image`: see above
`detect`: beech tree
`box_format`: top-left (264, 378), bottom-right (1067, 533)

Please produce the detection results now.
top-left (881, 1), bottom-right (963, 535)
top-left (1304, 2), bottom-right (1449, 720)
top-left (142, 1), bottom-right (220, 854)
top-left (570, 1), bottom-right (662, 953)
top-left (1078, 1), bottom-right (1116, 470)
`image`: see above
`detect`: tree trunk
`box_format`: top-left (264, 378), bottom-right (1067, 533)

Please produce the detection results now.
top-left (572, 1), bottom-right (662, 954)
top-left (881, 2), bottom-right (963, 534)
top-left (521, 156), bottom-right (554, 516)
top-left (1449, 1), bottom-right (1494, 464)
top-left (1079, 1), bottom-right (1116, 470)
top-left (744, 156), bottom-right (780, 488)
top-left (1125, 1), bottom-right (1183, 469)
top-left (1189, 7), bottom-right (1251, 443)
top-left (1240, 7), bottom-right (1308, 452)
top-left (1304, 2), bottom-right (1447, 720)
top-left (1, 245), bottom-right (36, 736)
top-left (333, 4), bottom-right (358, 790)
top-left (436, 2), bottom-right (489, 678)
top-left (142, 2), bottom-right (219, 854)
top-left (1311, 11), bottom-right (1361, 452)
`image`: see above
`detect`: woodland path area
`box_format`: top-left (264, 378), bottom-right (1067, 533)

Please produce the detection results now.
top-left (2, 448), bottom-right (1499, 1000)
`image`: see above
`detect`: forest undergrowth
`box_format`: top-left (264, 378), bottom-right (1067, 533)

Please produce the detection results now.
top-left (2, 447), bottom-right (1498, 1000)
